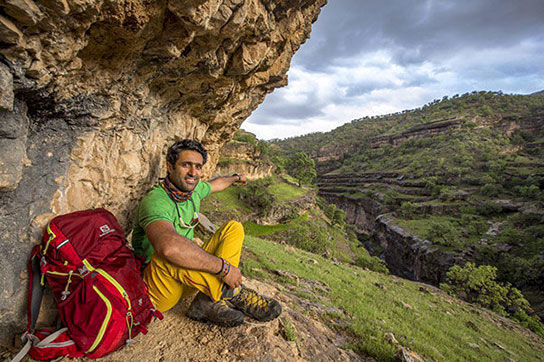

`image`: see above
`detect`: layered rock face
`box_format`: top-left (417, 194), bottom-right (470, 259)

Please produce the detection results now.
top-left (319, 191), bottom-right (461, 285)
top-left (214, 139), bottom-right (275, 179)
top-left (0, 0), bottom-right (326, 345)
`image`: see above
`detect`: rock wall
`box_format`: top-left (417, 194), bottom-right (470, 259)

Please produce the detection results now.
top-left (0, 0), bottom-right (327, 346)
top-left (318, 191), bottom-right (383, 235)
top-left (214, 139), bottom-right (275, 180)
top-left (368, 118), bottom-right (462, 149)
top-left (374, 215), bottom-right (468, 284)
top-left (320, 191), bottom-right (465, 285)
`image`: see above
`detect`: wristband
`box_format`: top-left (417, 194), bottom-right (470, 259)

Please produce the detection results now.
top-left (219, 260), bottom-right (231, 279)
top-left (215, 258), bottom-right (225, 275)
top-left (232, 173), bottom-right (241, 182)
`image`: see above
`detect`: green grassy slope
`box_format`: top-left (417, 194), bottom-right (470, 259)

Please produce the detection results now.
top-left (241, 235), bottom-right (544, 361)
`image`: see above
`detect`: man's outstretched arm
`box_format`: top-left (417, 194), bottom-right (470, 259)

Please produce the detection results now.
top-left (209, 174), bottom-right (247, 193)
top-left (145, 220), bottom-right (242, 288)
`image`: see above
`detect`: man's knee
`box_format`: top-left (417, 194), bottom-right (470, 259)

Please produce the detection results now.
top-left (222, 220), bottom-right (244, 236)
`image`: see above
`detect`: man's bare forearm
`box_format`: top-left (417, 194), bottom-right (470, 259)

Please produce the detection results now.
top-left (209, 174), bottom-right (246, 193)
top-left (146, 220), bottom-right (221, 274)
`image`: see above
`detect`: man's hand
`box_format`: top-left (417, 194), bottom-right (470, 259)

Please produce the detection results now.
top-left (235, 174), bottom-right (247, 185)
top-left (222, 265), bottom-right (242, 289)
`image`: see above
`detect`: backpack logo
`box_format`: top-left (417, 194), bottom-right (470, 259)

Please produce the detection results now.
top-left (99, 224), bottom-right (115, 237)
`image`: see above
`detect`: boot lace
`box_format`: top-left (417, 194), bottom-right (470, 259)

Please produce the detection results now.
top-left (238, 288), bottom-right (270, 311)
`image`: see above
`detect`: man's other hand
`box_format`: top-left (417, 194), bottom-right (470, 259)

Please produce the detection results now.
top-left (237, 174), bottom-right (248, 185)
top-left (223, 265), bottom-right (242, 289)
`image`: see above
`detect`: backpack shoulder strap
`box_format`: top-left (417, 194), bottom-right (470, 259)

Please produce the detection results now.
top-left (27, 245), bottom-right (45, 333)
top-left (11, 245), bottom-right (45, 362)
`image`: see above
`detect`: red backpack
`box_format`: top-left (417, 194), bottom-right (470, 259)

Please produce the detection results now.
top-left (13, 209), bottom-right (162, 361)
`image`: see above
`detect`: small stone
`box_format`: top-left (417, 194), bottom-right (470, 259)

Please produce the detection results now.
top-left (384, 332), bottom-right (398, 345)
top-left (494, 342), bottom-right (505, 351)
top-left (274, 269), bottom-right (299, 283)
top-left (397, 347), bottom-right (425, 362)
top-left (374, 282), bottom-right (387, 290)
top-left (418, 286), bottom-right (430, 294)
top-left (468, 343), bottom-right (479, 349)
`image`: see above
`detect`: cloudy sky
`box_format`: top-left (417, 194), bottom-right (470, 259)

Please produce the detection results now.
top-left (242, 0), bottom-right (544, 140)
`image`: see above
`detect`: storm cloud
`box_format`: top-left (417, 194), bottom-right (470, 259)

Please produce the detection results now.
top-left (244, 0), bottom-right (544, 140)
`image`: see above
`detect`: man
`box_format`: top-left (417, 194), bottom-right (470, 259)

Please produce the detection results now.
top-left (132, 139), bottom-right (281, 327)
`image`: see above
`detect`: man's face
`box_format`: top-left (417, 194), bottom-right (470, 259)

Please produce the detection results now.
top-left (167, 150), bottom-right (204, 192)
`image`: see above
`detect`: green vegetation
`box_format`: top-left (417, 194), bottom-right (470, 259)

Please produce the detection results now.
top-left (240, 235), bottom-right (544, 361)
top-left (271, 91), bottom-right (544, 320)
top-left (238, 177), bottom-right (277, 215)
top-left (206, 91), bottom-right (544, 359)
top-left (280, 317), bottom-right (298, 344)
top-left (393, 214), bottom-right (487, 249)
top-left (233, 129), bottom-right (258, 144)
top-left (441, 263), bottom-right (544, 338)
top-left (267, 181), bottom-right (306, 201)
top-left (286, 152), bottom-right (317, 186)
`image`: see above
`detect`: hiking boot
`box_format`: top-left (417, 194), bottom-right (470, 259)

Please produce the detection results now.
top-left (186, 292), bottom-right (244, 327)
top-left (223, 285), bottom-right (282, 322)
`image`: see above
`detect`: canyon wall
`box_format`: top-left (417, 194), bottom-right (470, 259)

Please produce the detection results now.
top-left (0, 0), bottom-right (327, 345)
top-left (320, 191), bottom-right (461, 285)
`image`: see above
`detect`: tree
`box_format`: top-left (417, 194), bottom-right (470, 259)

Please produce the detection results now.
top-left (440, 263), bottom-right (544, 337)
top-left (286, 152), bottom-right (317, 186)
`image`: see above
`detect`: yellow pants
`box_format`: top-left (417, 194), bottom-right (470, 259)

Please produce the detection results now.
top-left (143, 220), bottom-right (244, 312)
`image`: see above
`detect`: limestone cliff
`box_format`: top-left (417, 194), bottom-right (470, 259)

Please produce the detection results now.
top-left (214, 139), bottom-right (275, 179)
top-left (0, 0), bottom-right (327, 345)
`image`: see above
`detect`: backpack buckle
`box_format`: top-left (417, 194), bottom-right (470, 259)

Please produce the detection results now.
top-left (78, 266), bottom-right (90, 277)
top-left (61, 290), bottom-right (71, 301)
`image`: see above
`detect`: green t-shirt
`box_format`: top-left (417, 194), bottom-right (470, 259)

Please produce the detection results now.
top-left (132, 180), bottom-right (212, 263)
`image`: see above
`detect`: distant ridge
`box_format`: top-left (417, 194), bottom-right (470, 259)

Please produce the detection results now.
top-left (531, 89), bottom-right (544, 95)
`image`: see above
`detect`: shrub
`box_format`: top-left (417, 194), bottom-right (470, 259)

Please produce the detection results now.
top-left (257, 140), bottom-right (270, 155)
top-left (324, 204), bottom-right (336, 219)
top-left (234, 130), bottom-right (257, 144)
top-left (476, 201), bottom-right (503, 216)
top-left (441, 263), bottom-right (544, 338)
top-left (332, 208), bottom-right (346, 228)
top-left (286, 152), bottom-right (317, 186)
top-left (270, 155), bottom-right (287, 173)
top-left (239, 177), bottom-right (276, 215)
top-left (514, 185), bottom-right (540, 199)
top-left (480, 184), bottom-right (500, 197)
top-left (425, 220), bottom-right (458, 246)
top-left (285, 224), bottom-right (329, 255)
top-left (400, 202), bottom-right (418, 218)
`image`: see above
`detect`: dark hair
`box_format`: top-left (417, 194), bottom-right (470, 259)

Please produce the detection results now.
top-left (166, 139), bottom-right (208, 166)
